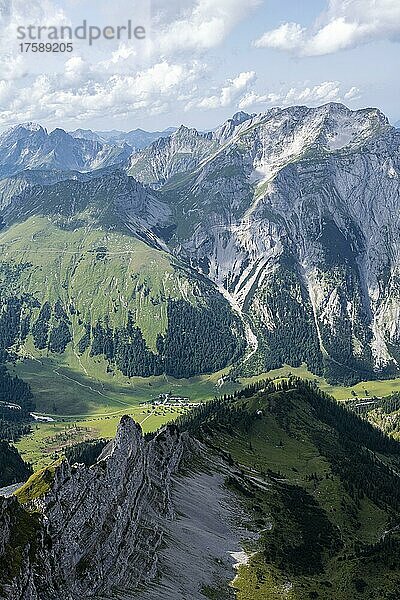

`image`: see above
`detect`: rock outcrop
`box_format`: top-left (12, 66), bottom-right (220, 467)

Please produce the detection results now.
top-left (0, 419), bottom-right (185, 599)
top-left (149, 103), bottom-right (400, 381)
top-left (0, 417), bottom-right (247, 600)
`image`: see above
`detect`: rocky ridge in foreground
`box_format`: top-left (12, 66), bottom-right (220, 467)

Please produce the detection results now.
top-left (0, 417), bottom-right (246, 600)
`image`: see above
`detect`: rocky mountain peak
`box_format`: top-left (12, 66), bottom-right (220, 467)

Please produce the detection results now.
top-left (70, 128), bottom-right (103, 142)
top-left (0, 121), bottom-right (47, 144)
top-left (231, 110), bottom-right (252, 124)
top-left (10, 121), bottom-right (45, 134)
top-left (128, 123), bottom-right (217, 187)
top-left (0, 122), bottom-right (130, 177)
top-left (213, 110), bottom-right (254, 143)
top-left (98, 414), bottom-right (143, 461)
top-left (48, 127), bottom-right (73, 140)
top-left (226, 103), bottom-right (394, 188)
top-left (173, 124), bottom-right (207, 140)
top-left (312, 102), bottom-right (390, 150)
top-left (1, 103), bottom-right (400, 383)
top-left (0, 416), bottom-right (193, 598)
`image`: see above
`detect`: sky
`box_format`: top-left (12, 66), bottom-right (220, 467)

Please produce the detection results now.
top-left (0, 0), bottom-right (399, 132)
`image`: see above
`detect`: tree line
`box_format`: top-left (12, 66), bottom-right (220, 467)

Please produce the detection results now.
top-left (87, 298), bottom-right (244, 378)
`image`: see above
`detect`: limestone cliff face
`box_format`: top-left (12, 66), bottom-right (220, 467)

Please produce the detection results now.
top-left (151, 103), bottom-right (400, 380)
top-left (0, 418), bottom-right (187, 600)
top-left (0, 495), bottom-right (55, 600)
top-left (42, 418), bottom-right (184, 599)
top-left (128, 125), bottom-right (218, 188)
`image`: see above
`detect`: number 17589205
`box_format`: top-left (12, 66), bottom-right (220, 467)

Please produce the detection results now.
top-left (19, 42), bottom-right (73, 53)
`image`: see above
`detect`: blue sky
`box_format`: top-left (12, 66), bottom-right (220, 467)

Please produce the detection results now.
top-left (0, 0), bottom-right (399, 131)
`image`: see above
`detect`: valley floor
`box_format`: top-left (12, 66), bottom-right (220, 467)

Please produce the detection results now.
top-left (8, 356), bottom-right (400, 469)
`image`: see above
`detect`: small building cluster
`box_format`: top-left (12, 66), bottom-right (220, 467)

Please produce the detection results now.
top-left (153, 393), bottom-right (190, 406)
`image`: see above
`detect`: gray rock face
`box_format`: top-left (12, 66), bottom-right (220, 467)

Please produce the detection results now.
top-left (0, 123), bottom-right (131, 177)
top-left (0, 418), bottom-right (247, 600)
top-left (212, 111), bottom-right (254, 144)
top-left (42, 418), bottom-right (184, 599)
top-left (0, 419), bottom-right (184, 599)
top-left (0, 495), bottom-right (54, 600)
top-left (149, 103), bottom-right (400, 380)
top-left (128, 125), bottom-right (217, 188)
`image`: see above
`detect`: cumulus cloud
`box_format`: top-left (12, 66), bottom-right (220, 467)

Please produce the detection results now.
top-left (254, 22), bottom-right (306, 51)
top-left (238, 81), bottom-right (360, 110)
top-left (0, 0), bottom-right (263, 127)
top-left (0, 60), bottom-right (206, 128)
top-left (344, 86), bottom-right (361, 101)
top-left (64, 57), bottom-right (88, 83)
top-left (153, 0), bottom-right (261, 55)
top-left (254, 0), bottom-right (400, 56)
top-left (0, 54), bottom-right (27, 81)
top-left (193, 71), bottom-right (256, 110)
top-left (0, 0), bottom-right (69, 81)
top-left (0, 0), bottom-right (366, 129)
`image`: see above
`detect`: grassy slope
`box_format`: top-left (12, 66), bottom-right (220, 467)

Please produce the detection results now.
top-left (12, 357), bottom-right (400, 418)
top-left (241, 363), bottom-right (400, 400)
top-left (10, 353), bottom-right (237, 416)
top-left (0, 216), bottom-right (198, 350)
top-left (3, 217), bottom-right (400, 471)
top-left (202, 389), bottom-right (400, 600)
top-left (10, 354), bottom-right (236, 469)
top-left (15, 404), bottom-right (189, 471)
top-left (15, 461), bottom-right (60, 504)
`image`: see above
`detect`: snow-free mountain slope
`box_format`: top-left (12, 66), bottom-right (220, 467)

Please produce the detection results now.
top-left (0, 123), bottom-right (131, 177)
top-left (128, 125), bottom-right (218, 188)
top-left (156, 103), bottom-right (400, 383)
top-left (2, 380), bottom-right (400, 599)
top-left (0, 168), bottom-right (244, 379)
top-left (1, 103), bottom-right (400, 384)
top-left (70, 126), bottom-right (178, 150)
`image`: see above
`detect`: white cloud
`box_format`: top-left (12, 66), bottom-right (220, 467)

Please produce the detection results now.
top-left (64, 57), bottom-right (88, 83)
top-left (254, 0), bottom-right (400, 56)
top-left (0, 0), bottom-right (70, 81)
top-left (238, 81), bottom-right (359, 109)
top-left (0, 80), bottom-right (13, 105)
top-left (0, 54), bottom-right (27, 81)
top-left (0, 0), bottom-right (368, 129)
top-left (344, 86), bottom-right (361, 101)
top-left (99, 44), bottom-right (138, 73)
top-left (0, 0), bottom-right (262, 127)
top-left (0, 60), bottom-right (205, 128)
top-left (254, 22), bottom-right (306, 51)
top-left (153, 0), bottom-right (261, 55)
top-left (193, 71), bottom-right (256, 110)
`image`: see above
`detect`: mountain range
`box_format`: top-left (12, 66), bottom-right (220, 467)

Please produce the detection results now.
top-left (0, 123), bottom-right (178, 180)
top-left (1, 379), bottom-right (399, 599)
top-left (1, 103), bottom-right (400, 385)
top-left (70, 126), bottom-right (177, 150)
top-left (1, 104), bottom-right (400, 599)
